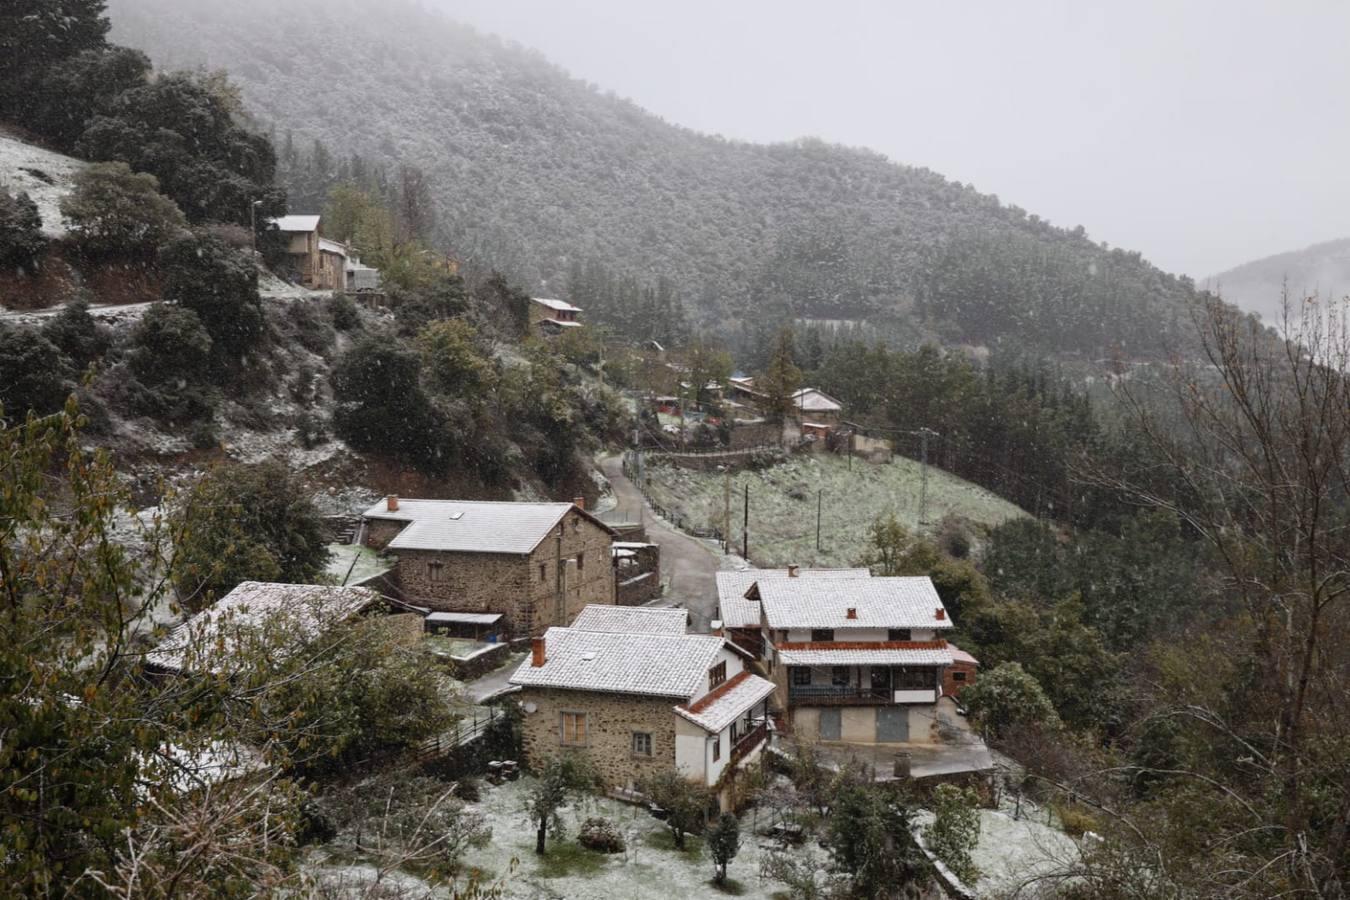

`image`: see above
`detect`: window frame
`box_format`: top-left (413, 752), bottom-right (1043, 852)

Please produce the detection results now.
top-left (831, 666), bottom-right (850, 687)
top-left (711, 735), bottom-right (721, 762)
top-left (708, 660), bottom-right (727, 690)
top-left (887, 628), bottom-right (912, 642)
top-left (560, 710), bottom-right (588, 746)
top-left (791, 667), bottom-right (812, 686)
top-left (539, 563), bottom-right (547, 582)
top-left (576, 551), bottom-right (584, 571)
top-left (631, 731), bottom-right (653, 757)
top-left (810, 628), bottom-right (835, 642)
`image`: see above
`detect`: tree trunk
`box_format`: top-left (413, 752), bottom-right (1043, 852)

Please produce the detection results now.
top-left (536, 818), bottom-right (547, 855)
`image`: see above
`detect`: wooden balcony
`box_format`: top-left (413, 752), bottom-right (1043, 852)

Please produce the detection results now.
top-left (789, 684), bottom-right (892, 706)
top-left (729, 722), bottom-right (768, 766)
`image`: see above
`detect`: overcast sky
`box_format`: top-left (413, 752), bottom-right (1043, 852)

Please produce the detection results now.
top-left (433, 0), bottom-right (1349, 280)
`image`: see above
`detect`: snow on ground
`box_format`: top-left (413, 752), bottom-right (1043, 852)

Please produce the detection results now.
top-left (458, 778), bottom-right (818, 899)
top-left (913, 807), bottom-right (1080, 899)
top-left (642, 452), bottom-right (1027, 567)
top-left (325, 543), bottom-right (392, 585)
top-left (0, 129), bottom-right (84, 237)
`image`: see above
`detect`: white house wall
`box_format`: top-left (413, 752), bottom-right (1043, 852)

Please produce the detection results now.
top-left (674, 716), bottom-right (708, 782)
top-left (685, 646), bottom-right (747, 704)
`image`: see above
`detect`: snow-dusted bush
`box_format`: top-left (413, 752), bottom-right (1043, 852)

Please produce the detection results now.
top-left (578, 816), bottom-right (625, 853)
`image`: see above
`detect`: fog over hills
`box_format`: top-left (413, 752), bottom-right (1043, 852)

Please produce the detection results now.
top-left (109, 0), bottom-right (1200, 358)
top-left (1206, 238), bottom-right (1350, 324)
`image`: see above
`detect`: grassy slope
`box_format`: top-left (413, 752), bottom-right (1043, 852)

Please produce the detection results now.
top-left (642, 452), bottom-right (1026, 568)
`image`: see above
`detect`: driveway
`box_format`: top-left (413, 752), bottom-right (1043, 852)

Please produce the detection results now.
top-left (597, 454), bottom-right (725, 631)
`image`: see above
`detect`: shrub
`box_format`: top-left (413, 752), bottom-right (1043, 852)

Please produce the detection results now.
top-left (331, 334), bottom-right (449, 473)
top-left (42, 299), bottom-right (108, 369)
top-left (578, 817), bottom-right (625, 854)
top-left (329, 293), bottom-right (361, 331)
top-left (923, 783), bottom-right (981, 885)
top-left (960, 661), bottom-right (1063, 739)
top-left (0, 323), bottom-right (73, 420)
top-left (639, 771), bottom-right (711, 850)
top-left (295, 412), bottom-right (327, 448)
top-left (124, 302), bottom-right (215, 422)
top-left (0, 189), bottom-right (46, 272)
top-left (159, 232), bottom-right (265, 366)
top-left (60, 161), bottom-right (186, 257)
top-left (169, 460), bottom-right (330, 609)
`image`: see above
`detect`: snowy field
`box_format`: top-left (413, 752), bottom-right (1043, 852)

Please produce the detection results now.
top-left (914, 807), bottom-right (1080, 899)
top-left (0, 129), bottom-right (84, 237)
top-left (642, 453), bottom-right (1027, 567)
top-left (456, 778), bottom-right (820, 899)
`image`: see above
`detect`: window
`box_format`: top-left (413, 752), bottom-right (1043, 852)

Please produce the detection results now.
top-left (831, 666), bottom-right (850, 686)
top-left (887, 628), bottom-right (911, 642)
top-left (576, 551), bottom-right (584, 571)
top-left (810, 628), bottom-right (834, 642)
top-left (870, 667), bottom-right (891, 690)
top-left (708, 661), bottom-right (727, 689)
top-left (427, 561), bottom-right (445, 583)
top-left (895, 667), bottom-right (937, 690)
top-left (561, 712), bottom-right (587, 746)
top-left (711, 736), bottom-right (721, 762)
top-left (539, 563), bottom-right (547, 582)
top-left (952, 671), bottom-right (967, 682)
top-left (631, 732), bottom-right (652, 756)
top-left (791, 667), bottom-right (812, 686)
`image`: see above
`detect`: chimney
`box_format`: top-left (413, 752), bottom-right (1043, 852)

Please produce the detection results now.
top-left (531, 637), bottom-right (547, 667)
top-left (935, 607), bottom-right (946, 621)
top-left (386, 494), bottom-right (399, 512)
top-left (573, 496), bottom-right (586, 510)
top-left (846, 607), bottom-right (857, 620)
top-left (787, 565), bottom-right (799, 578)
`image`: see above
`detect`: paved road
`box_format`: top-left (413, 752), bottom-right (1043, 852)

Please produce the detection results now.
top-left (598, 455), bottom-right (724, 631)
top-left (464, 652), bottom-right (526, 703)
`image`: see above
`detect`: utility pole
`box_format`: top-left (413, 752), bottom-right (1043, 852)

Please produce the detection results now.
top-left (723, 469), bottom-right (732, 554)
top-left (918, 427), bottom-right (936, 527)
top-left (816, 489), bottom-right (822, 553)
top-left (742, 484), bottom-right (749, 562)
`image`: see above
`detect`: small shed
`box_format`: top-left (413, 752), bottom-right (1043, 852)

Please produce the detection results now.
top-left (424, 611), bottom-right (505, 641)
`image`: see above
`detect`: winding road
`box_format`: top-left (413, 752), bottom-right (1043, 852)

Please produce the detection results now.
top-left (597, 454), bottom-right (727, 631)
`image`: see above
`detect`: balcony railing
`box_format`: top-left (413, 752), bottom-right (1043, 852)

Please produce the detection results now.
top-left (729, 722), bottom-right (768, 766)
top-left (789, 684), bottom-right (891, 705)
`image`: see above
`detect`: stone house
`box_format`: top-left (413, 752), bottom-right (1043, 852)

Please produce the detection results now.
top-left (146, 581), bottom-right (421, 676)
top-left (359, 497), bottom-right (617, 639)
top-left (510, 605), bottom-right (774, 807)
top-left (529, 297), bottom-right (583, 336)
top-left (735, 573), bottom-right (981, 746)
top-left (269, 215), bottom-right (348, 290)
top-left (613, 540), bottom-right (661, 605)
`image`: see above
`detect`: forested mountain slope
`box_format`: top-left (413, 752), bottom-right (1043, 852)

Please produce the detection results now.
top-left (109, 0), bottom-right (1198, 357)
top-left (1208, 237), bottom-right (1350, 323)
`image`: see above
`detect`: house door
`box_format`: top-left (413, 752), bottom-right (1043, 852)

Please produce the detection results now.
top-left (876, 707), bottom-right (909, 743)
top-left (818, 708), bottom-right (841, 741)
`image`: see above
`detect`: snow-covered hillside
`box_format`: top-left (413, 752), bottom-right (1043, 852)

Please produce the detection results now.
top-left (0, 127), bottom-right (84, 237)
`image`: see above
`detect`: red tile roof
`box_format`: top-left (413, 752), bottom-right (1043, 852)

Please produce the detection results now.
top-left (682, 670), bottom-right (753, 716)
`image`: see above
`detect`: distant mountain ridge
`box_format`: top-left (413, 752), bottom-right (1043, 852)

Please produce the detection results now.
top-left (1207, 238), bottom-right (1350, 323)
top-left (108, 0), bottom-right (1200, 358)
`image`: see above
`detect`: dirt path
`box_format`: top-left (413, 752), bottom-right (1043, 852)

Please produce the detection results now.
top-left (597, 455), bottom-right (726, 631)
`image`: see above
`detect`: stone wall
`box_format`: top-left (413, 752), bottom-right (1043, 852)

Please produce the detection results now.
top-left (361, 519), bottom-right (406, 551)
top-left (518, 686), bottom-right (677, 789)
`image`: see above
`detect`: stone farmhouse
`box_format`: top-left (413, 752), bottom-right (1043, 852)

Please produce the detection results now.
top-left (145, 581), bottom-right (420, 676)
top-left (529, 297), bottom-right (583, 336)
top-left (269, 215), bottom-right (349, 290)
top-left (510, 605), bottom-right (775, 808)
top-left (359, 497), bottom-right (617, 639)
top-left (731, 573), bottom-right (982, 747)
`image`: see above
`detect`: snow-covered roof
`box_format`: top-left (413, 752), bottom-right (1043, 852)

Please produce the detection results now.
top-left (949, 643), bottom-right (980, 666)
top-left (508, 627), bottom-right (727, 698)
top-left (147, 581), bottom-right (381, 674)
top-left (753, 576), bottom-right (953, 630)
top-left (540, 318), bottom-right (583, 328)
top-left (532, 297), bottom-right (582, 313)
top-left (777, 641), bottom-right (954, 666)
top-left (426, 611), bottom-right (502, 625)
top-left (612, 541), bottom-right (657, 549)
top-left (318, 237), bottom-right (348, 256)
top-left (570, 604), bottom-right (688, 635)
top-left (361, 499), bottom-right (611, 554)
top-left (674, 671), bottom-right (776, 733)
top-left (270, 214), bottom-right (320, 233)
top-left (716, 568), bottom-right (871, 628)
top-left (791, 388), bottom-right (843, 413)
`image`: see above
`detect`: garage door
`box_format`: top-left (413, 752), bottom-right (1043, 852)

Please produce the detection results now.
top-left (876, 707), bottom-right (909, 743)
top-left (819, 708), bottom-right (841, 741)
